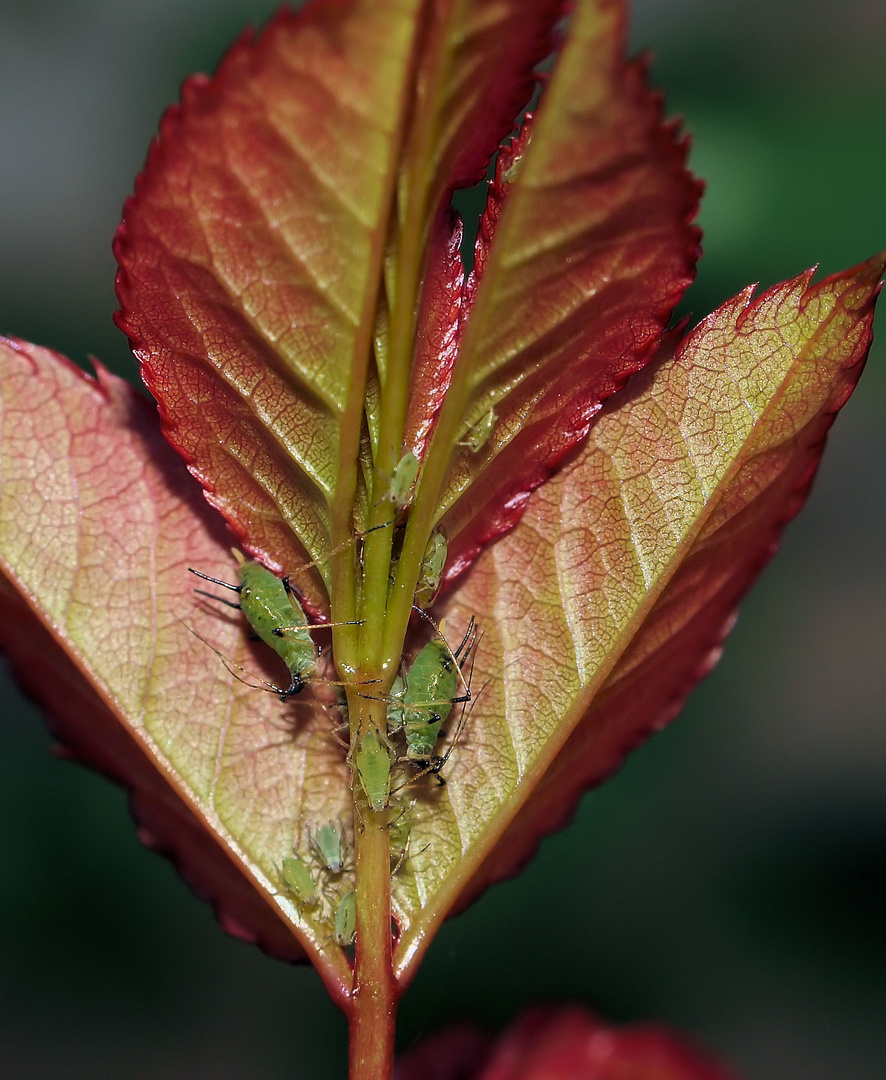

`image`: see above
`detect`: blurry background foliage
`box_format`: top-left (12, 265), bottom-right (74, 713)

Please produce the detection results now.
top-left (1, 1), bottom-right (884, 1077)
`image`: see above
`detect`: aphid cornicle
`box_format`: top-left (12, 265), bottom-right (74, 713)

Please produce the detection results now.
top-left (189, 553), bottom-right (318, 699)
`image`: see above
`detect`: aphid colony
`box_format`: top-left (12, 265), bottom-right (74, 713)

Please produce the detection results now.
top-left (279, 821), bottom-right (357, 946)
top-left (189, 546), bottom-right (476, 807)
top-left (277, 805), bottom-right (414, 947)
top-left (189, 535), bottom-right (478, 948)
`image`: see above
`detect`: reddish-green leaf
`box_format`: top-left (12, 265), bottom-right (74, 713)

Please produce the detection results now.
top-left (402, 0), bottom-right (565, 207)
top-left (404, 0), bottom-right (702, 596)
top-left (116, 0), bottom-right (700, 657)
top-left (2, 1), bottom-right (882, 1051)
top-left (389, 256), bottom-right (883, 979)
top-left (0, 339), bottom-right (356, 1001)
top-left (115, 2), bottom-right (424, 612)
top-left (376, 0), bottom-right (565, 468)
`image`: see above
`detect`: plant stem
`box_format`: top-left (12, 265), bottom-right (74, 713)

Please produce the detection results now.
top-left (349, 792), bottom-right (398, 1080)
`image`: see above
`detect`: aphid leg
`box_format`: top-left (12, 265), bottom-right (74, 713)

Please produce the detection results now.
top-left (388, 798), bottom-right (417, 874)
top-left (329, 718), bottom-right (350, 751)
top-left (272, 618), bottom-right (364, 638)
top-left (419, 664), bottom-right (493, 785)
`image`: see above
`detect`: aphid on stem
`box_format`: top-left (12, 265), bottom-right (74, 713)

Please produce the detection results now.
top-left (333, 890), bottom-right (356, 948)
top-left (352, 728), bottom-right (394, 813)
top-left (365, 610), bottom-right (480, 785)
top-left (458, 406), bottom-right (496, 453)
top-left (385, 450), bottom-right (420, 509)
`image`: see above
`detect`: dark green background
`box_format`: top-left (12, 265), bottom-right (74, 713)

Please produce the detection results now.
top-left (1, 2), bottom-right (884, 1076)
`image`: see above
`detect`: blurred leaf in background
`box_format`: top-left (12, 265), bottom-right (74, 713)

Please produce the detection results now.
top-left (0, 1), bottom-right (883, 1077)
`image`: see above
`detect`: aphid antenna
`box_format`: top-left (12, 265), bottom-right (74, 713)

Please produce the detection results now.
top-left (188, 572), bottom-right (363, 634)
top-left (272, 618), bottom-right (364, 637)
top-left (182, 618), bottom-right (364, 707)
top-left (189, 518), bottom-right (395, 598)
top-left (391, 838), bottom-right (431, 875)
top-left (388, 797), bottom-right (418, 874)
top-left (278, 518), bottom-right (397, 577)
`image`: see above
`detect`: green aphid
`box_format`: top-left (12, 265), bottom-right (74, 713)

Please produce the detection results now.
top-left (459, 407), bottom-right (496, 453)
top-left (188, 553), bottom-right (317, 699)
top-left (333, 890), bottom-right (356, 947)
top-left (414, 530), bottom-right (448, 607)
top-left (354, 729), bottom-right (393, 812)
top-left (388, 451), bottom-right (419, 509)
top-left (393, 619), bottom-right (476, 770)
top-left (309, 821), bottom-right (347, 875)
top-left (281, 855), bottom-right (319, 907)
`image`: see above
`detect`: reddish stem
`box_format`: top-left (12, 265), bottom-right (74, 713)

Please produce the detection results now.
top-left (348, 800), bottom-right (398, 1080)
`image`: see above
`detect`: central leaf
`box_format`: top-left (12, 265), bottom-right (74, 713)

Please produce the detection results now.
top-left (116, 1), bottom-right (425, 620)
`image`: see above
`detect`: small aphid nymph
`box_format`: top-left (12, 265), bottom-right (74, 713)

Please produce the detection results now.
top-left (414, 530), bottom-right (448, 607)
top-left (309, 821), bottom-right (347, 875)
top-left (388, 451), bottom-right (419, 509)
top-left (458, 407), bottom-right (496, 453)
top-left (333, 890), bottom-right (356, 947)
top-left (281, 855), bottom-right (319, 907)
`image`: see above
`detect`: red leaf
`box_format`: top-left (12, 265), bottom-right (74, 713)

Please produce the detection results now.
top-left (475, 1009), bottom-right (734, 1080)
top-left (414, 2), bottom-right (702, 591)
top-left (0, 337), bottom-right (359, 998)
top-left (394, 1022), bottom-right (492, 1080)
top-left (401, 209), bottom-right (466, 460)
top-left (115, 2), bottom-right (425, 610)
top-left (409, 0), bottom-right (565, 200)
top-left (392, 256), bottom-right (883, 973)
top-left (395, 1009), bottom-right (734, 1080)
